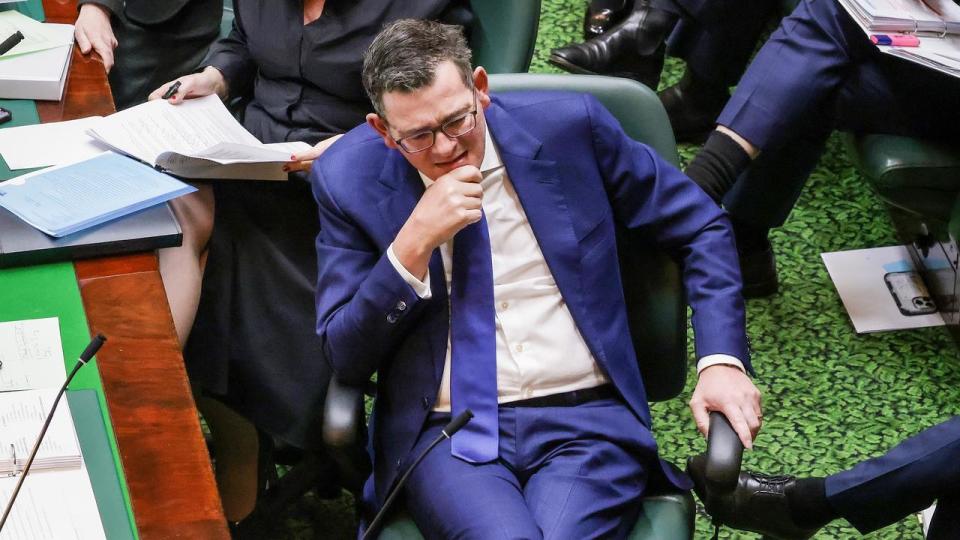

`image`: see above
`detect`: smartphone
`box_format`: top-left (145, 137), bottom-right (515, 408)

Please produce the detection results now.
top-left (884, 271), bottom-right (937, 316)
top-left (0, 107), bottom-right (11, 125)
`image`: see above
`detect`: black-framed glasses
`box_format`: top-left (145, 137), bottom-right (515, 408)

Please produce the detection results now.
top-left (393, 94), bottom-right (478, 153)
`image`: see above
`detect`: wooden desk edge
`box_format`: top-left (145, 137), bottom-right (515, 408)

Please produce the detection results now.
top-left (40, 2), bottom-right (229, 537)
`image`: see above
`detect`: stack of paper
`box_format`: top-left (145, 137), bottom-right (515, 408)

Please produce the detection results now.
top-left (0, 11), bottom-right (75, 100)
top-left (838, 0), bottom-right (960, 35)
top-left (0, 317), bottom-right (107, 540)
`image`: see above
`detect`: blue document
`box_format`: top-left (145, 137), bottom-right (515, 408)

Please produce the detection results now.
top-left (0, 151), bottom-right (196, 237)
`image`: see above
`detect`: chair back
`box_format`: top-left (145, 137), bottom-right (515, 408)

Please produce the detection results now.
top-left (469, 0), bottom-right (540, 74)
top-left (488, 73), bottom-right (687, 401)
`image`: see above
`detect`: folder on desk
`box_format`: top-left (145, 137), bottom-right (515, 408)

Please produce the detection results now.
top-left (0, 203), bottom-right (182, 269)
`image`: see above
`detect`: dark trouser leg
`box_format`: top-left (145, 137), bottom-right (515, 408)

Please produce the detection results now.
top-left (825, 416), bottom-right (960, 534)
top-left (928, 494), bottom-right (960, 540)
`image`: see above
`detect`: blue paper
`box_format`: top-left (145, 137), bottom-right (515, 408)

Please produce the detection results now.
top-left (0, 151), bottom-right (196, 237)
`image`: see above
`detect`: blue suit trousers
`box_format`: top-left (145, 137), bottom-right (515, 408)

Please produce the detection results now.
top-left (717, 0), bottom-right (960, 228)
top-left (826, 416), bottom-right (960, 537)
top-left (403, 397), bottom-right (668, 540)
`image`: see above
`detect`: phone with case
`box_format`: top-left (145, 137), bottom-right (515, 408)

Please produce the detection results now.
top-left (884, 271), bottom-right (937, 316)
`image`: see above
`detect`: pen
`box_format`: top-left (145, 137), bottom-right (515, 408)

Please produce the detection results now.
top-left (0, 31), bottom-right (24, 56)
top-left (161, 80), bottom-right (182, 100)
top-left (870, 34), bottom-right (920, 47)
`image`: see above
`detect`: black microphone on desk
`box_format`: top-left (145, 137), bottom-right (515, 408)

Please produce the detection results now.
top-left (361, 409), bottom-right (473, 540)
top-left (0, 333), bottom-right (106, 533)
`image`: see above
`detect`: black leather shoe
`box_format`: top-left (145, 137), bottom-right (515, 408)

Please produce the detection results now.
top-left (550, 1), bottom-right (676, 90)
top-left (658, 73), bottom-right (728, 144)
top-left (739, 240), bottom-right (779, 298)
top-left (688, 455), bottom-right (822, 540)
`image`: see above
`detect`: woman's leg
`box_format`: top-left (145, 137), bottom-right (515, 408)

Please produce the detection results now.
top-left (158, 184), bottom-right (214, 346)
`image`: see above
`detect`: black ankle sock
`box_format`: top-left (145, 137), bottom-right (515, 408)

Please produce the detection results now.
top-left (685, 130), bottom-right (751, 203)
top-left (786, 477), bottom-right (837, 529)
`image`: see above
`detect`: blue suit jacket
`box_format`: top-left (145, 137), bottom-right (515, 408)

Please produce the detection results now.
top-left (311, 91), bottom-right (750, 508)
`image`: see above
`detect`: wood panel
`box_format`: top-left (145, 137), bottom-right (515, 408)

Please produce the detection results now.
top-left (37, 1), bottom-right (229, 537)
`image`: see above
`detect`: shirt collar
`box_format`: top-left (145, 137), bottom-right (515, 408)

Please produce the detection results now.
top-left (417, 125), bottom-right (503, 187)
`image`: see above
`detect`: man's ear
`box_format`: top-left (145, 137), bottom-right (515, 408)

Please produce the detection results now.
top-left (473, 66), bottom-right (491, 109)
top-left (366, 113), bottom-right (398, 149)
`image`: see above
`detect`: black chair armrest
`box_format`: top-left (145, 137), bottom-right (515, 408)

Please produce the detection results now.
top-left (704, 411), bottom-right (744, 494)
top-left (322, 377), bottom-right (365, 448)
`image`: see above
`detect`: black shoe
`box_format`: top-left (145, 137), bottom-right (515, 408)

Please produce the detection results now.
top-left (739, 241), bottom-right (778, 298)
top-left (549, 1), bottom-right (676, 90)
top-left (687, 455), bottom-right (822, 540)
top-left (658, 71), bottom-right (728, 144)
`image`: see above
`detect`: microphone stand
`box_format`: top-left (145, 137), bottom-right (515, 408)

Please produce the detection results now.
top-left (0, 333), bottom-right (106, 533)
top-left (361, 410), bottom-right (473, 540)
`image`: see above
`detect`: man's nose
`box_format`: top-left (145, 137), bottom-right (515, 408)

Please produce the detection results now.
top-left (432, 131), bottom-right (459, 156)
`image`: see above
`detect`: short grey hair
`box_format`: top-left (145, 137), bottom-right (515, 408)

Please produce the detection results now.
top-left (362, 19), bottom-right (473, 120)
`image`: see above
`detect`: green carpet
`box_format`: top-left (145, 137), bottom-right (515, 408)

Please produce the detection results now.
top-left (268, 2), bottom-right (960, 538)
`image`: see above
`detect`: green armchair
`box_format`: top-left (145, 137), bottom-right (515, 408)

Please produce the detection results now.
top-left (323, 74), bottom-right (744, 540)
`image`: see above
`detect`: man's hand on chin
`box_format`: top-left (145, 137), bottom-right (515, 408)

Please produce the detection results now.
top-left (689, 364), bottom-right (762, 449)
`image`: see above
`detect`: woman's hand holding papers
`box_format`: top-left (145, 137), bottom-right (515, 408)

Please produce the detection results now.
top-left (284, 134), bottom-right (344, 173)
top-left (148, 67), bottom-right (229, 104)
top-left (75, 4), bottom-right (118, 73)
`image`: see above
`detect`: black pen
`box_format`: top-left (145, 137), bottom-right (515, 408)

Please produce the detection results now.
top-left (0, 31), bottom-right (24, 56)
top-left (161, 80), bottom-right (182, 100)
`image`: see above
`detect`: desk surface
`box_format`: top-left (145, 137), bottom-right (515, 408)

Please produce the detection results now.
top-left (37, 2), bottom-right (229, 538)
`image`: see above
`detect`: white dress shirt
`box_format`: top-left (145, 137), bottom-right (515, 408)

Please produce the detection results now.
top-left (387, 129), bottom-right (743, 412)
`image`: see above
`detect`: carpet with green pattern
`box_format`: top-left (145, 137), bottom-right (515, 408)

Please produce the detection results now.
top-left (268, 2), bottom-right (960, 538)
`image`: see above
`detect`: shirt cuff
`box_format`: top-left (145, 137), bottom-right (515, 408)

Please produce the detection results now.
top-left (697, 354), bottom-right (745, 375)
top-left (387, 243), bottom-right (432, 299)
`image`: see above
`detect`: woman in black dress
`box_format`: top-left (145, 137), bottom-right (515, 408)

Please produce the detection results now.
top-left (148, 0), bottom-right (468, 523)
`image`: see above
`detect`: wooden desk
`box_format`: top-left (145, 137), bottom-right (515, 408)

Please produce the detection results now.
top-left (39, 2), bottom-right (229, 537)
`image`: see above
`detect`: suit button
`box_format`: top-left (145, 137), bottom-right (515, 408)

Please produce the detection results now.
top-left (421, 397), bottom-right (430, 410)
top-left (386, 313), bottom-right (398, 324)
top-left (396, 300), bottom-right (407, 311)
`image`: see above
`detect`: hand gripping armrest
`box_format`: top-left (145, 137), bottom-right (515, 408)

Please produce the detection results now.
top-left (704, 411), bottom-right (744, 494)
top-left (322, 377), bottom-right (365, 448)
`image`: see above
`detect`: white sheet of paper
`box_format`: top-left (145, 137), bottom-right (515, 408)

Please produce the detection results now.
top-left (0, 11), bottom-right (74, 59)
top-left (0, 118), bottom-right (109, 170)
top-left (85, 94), bottom-right (262, 166)
top-left (821, 245), bottom-right (946, 333)
top-left (0, 317), bottom-right (66, 391)
top-left (0, 467), bottom-right (106, 540)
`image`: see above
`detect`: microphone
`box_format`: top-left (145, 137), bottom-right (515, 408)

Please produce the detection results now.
top-left (361, 409), bottom-right (473, 540)
top-left (0, 333), bottom-right (106, 533)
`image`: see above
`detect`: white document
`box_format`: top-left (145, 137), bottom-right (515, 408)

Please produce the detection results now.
top-left (0, 318), bottom-right (66, 392)
top-left (0, 468), bottom-right (106, 540)
top-left (0, 118), bottom-right (110, 170)
top-left (0, 22), bottom-right (73, 100)
top-left (85, 95), bottom-right (310, 181)
top-left (0, 389), bottom-right (82, 474)
top-left (821, 245), bottom-right (946, 333)
top-left (0, 11), bottom-right (74, 59)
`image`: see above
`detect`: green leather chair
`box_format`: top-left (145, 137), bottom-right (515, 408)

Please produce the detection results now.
top-left (323, 74), bottom-right (744, 540)
top-left (846, 135), bottom-right (960, 329)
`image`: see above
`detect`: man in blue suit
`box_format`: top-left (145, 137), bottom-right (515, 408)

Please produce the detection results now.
top-left (312, 19), bottom-right (763, 538)
top-left (688, 416), bottom-right (960, 539)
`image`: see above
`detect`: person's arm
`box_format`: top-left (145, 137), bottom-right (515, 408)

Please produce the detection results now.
top-left (197, 4), bottom-right (256, 103)
top-left (585, 94), bottom-right (762, 447)
top-left (74, 1), bottom-right (121, 73)
top-left (311, 144), bottom-right (483, 384)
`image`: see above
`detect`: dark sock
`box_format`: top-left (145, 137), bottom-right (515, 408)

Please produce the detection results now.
top-left (786, 477), bottom-right (837, 529)
top-left (685, 130), bottom-right (752, 203)
top-left (730, 216), bottom-right (769, 255)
